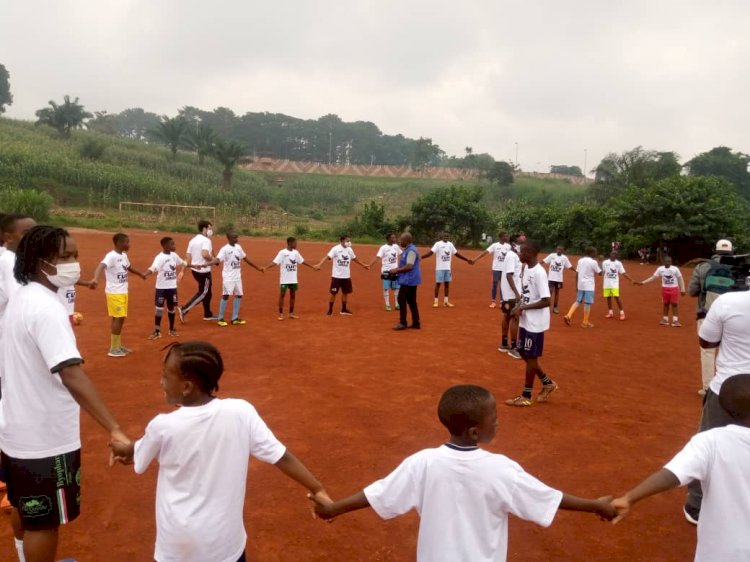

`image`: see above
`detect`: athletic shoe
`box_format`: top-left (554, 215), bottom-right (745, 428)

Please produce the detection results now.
top-left (108, 348), bottom-right (127, 358)
top-left (659, 318), bottom-right (669, 326)
top-left (698, 388), bottom-right (707, 397)
top-left (231, 319), bottom-right (247, 325)
top-left (683, 505), bottom-right (699, 525)
top-left (217, 320), bottom-right (228, 327)
top-left (489, 302), bottom-right (497, 309)
top-left (432, 302), bottom-right (439, 308)
top-left (278, 314), bottom-right (285, 320)
top-left (340, 310), bottom-right (353, 316)
top-left (507, 349), bottom-right (522, 360)
top-left (620, 311), bottom-right (626, 320)
top-left (168, 330), bottom-right (179, 337)
top-left (581, 322), bottom-right (595, 328)
top-left (563, 315), bottom-right (572, 326)
top-left (536, 381), bottom-right (559, 403)
top-left (672, 320), bottom-right (682, 327)
top-left (395, 305), bottom-right (400, 310)
top-left (393, 323), bottom-right (408, 331)
top-left (443, 301), bottom-right (455, 308)
top-left (119, 346), bottom-right (132, 354)
top-left (177, 306), bottom-right (185, 323)
top-left (553, 306), bottom-right (559, 314)
top-left (326, 311), bottom-right (333, 317)
top-left (409, 324), bottom-right (421, 330)
top-left (289, 313), bottom-right (299, 319)
top-left (505, 395), bottom-right (532, 407)
top-left (385, 305), bottom-right (392, 312)
top-left (498, 344), bottom-right (511, 353)
top-left (605, 311), bottom-right (614, 319)
top-left (203, 315), bottom-right (219, 321)
top-left (147, 331), bottom-right (162, 340)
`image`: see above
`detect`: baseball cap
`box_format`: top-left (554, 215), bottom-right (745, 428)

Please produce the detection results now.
top-left (715, 239), bottom-right (733, 253)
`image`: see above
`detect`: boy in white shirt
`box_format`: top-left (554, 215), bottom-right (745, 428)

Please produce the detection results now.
top-left (310, 384), bottom-right (614, 562)
top-left (144, 237), bottom-right (185, 339)
top-left (471, 231), bottom-right (511, 308)
top-left (315, 235), bottom-right (369, 316)
top-left (90, 233), bottom-right (147, 357)
top-left (637, 256), bottom-right (686, 326)
top-left (215, 232), bottom-right (263, 327)
top-left (499, 238), bottom-right (523, 358)
top-left (421, 231), bottom-right (471, 308)
top-left (543, 246), bottom-right (574, 314)
top-left (263, 236), bottom-right (317, 320)
top-left (368, 233), bottom-right (402, 311)
top-left (602, 251), bottom-right (634, 320)
top-left (564, 247), bottom-right (602, 329)
top-left (506, 240), bottom-right (559, 407)
top-left (612, 373), bottom-right (750, 562)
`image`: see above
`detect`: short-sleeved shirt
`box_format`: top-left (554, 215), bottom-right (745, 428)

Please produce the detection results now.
top-left (149, 252), bottom-right (185, 290)
top-left (328, 245), bottom-right (356, 279)
top-left (486, 242), bottom-right (511, 272)
top-left (217, 243), bottom-right (246, 283)
top-left (0, 250), bottom-right (19, 344)
top-left (430, 241), bottom-right (457, 271)
top-left (273, 249), bottom-right (305, 285)
top-left (699, 291), bottom-right (750, 394)
top-left (101, 250), bottom-right (130, 294)
top-left (376, 244), bottom-right (402, 273)
top-left (0, 282), bottom-right (83, 458)
top-left (187, 234), bottom-right (213, 272)
top-left (520, 263), bottom-right (551, 333)
top-left (58, 285), bottom-right (76, 315)
top-left (653, 265), bottom-right (683, 288)
top-left (543, 253), bottom-right (573, 283)
top-left (602, 259), bottom-right (626, 290)
top-left (500, 251), bottom-right (522, 300)
top-left (576, 257), bottom-right (601, 291)
top-left (664, 425), bottom-right (750, 562)
top-left (363, 446), bottom-right (563, 562)
top-left (134, 398), bottom-right (286, 562)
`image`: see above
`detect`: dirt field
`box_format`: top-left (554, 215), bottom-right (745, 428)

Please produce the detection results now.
top-left (1, 229), bottom-right (703, 561)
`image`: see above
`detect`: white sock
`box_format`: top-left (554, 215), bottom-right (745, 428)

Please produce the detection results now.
top-left (673, 316), bottom-right (679, 322)
top-left (608, 309), bottom-right (613, 314)
top-left (434, 297), bottom-right (438, 303)
top-left (662, 316), bottom-right (669, 321)
top-left (444, 296), bottom-right (449, 303)
top-left (15, 538), bottom-right (25, 562)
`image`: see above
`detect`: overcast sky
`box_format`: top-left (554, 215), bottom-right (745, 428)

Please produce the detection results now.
top-left (2, 0), bottom-right (748, 173)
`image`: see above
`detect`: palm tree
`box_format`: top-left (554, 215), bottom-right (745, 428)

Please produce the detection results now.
top-left (212, 139), bottom-right (249, 190)
top-left (185, 124), bottom-right (216, 165)
top-left (35, 95), bottom-right (92, 138)
top-left (151, 116), bottom-right (189, 160)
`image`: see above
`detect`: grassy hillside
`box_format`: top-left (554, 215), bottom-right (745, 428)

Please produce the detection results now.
top-left (0, 118), bottom-right (585, 234)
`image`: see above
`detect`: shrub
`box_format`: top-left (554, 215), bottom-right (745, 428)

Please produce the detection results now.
top-left (79, 138), bottom-right (107, 160)
top-left (0, 188), bottom-right (53, 220)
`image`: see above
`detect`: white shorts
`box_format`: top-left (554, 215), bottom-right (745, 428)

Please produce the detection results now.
top-left (222, 278), bottom-right (243, 296)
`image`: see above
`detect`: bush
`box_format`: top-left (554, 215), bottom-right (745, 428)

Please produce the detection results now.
top-left (0, 188), bottom-right (53, 220)
top-left (79, 138), bottom-right (107, 160)
top-left (294, 224), bottom-right (310, 236)
top-left (409, 186), bottom-right (495, 246)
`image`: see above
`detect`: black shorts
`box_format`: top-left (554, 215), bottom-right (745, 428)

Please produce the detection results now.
top-left (330, 278), bottom-right (353, 295)
top-left (548, 281), bottom-right (563, 290)
top-left (501, 299), bottom-right (517, 314)
top-left (1, 449), bottom-right (81, 530)
top-left (155, 288), bottom-right (178, 308)
top-left (517, 328), bottom-right (545, 358)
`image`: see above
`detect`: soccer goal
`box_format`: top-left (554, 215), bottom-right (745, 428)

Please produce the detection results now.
top-left (119, 202), bottom-right (216, 230)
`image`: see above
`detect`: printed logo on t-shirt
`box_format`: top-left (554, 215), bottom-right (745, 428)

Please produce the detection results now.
top-left (285, 258), bottom-right (298, 273)
top-left (550, 259), bottom-right (563, 273)
top-left (64, 288), bottom-right (75, 304)
top-left (440, 250), bottom-right (452, 262)
top-left (336, 254), bottom-right (350, 268)
top-left (662, 271), bottom-right (676, 285)
top-left (605, 264), bottom-right (619, 279)
top-left (117, 261), bottom-right (128, 283)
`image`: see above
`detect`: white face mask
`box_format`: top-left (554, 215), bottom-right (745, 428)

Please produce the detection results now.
top-left (43, 261), bottom-right (81, 288)
top-left (344, 241), bottom-right (352, 248)
top-left (206, 228), bottom-right (213, 237)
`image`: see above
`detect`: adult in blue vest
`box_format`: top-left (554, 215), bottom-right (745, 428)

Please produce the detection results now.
top-left (391, 232), bottom-right (421, 330)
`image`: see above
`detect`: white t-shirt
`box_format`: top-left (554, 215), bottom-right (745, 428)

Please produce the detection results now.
top-left (187, 234), bottom-right (213, 271)
top-left (273, 249), bottom-right (305, 285)
top-left (376, 244), bottom-right (402, 274)
top-left (653, 265), bottom-right (683, 288)
top-left (486, 242), bottom-right (511, 272)
top-left (543, 253), bottom-right (573, 283)
top-left (664, 425), bottom-right (750, 562)
top-left (150, 252), bottom-right (185, 290)
top-left (0, 250), bottom-right (19, 344)
top-left (500, 251), bottom-right (522, 300)
top-left (134, 398), bottom-right (286, 562)
top-left (217, 243), bottom-right (246, 283)
top-left (58, 285), bottom-right (76, 315)
top-left (328, 245), bottom-right (356, 279)
top-left (602, 259), bottom-right (626, 290)
top-left (430, 241), bottom-right (457, 271)
top-left (576, 257), bottom-right (601, 291)
top-left (101, 250), bottom-right (130, 294)
top-left (0, 282), bottom-right (82, 458)
top-left (520, 264), bottom-right (551, 333)
top-left (699, 291), bottom-right (750, 395)
top-left (363, 445), bottom-right (563, 562)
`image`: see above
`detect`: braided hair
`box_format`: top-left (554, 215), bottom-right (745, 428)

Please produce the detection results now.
top-left (163, 341), bottom-right (224, 395)
top-left (14, 225), bottom-right (70, 286)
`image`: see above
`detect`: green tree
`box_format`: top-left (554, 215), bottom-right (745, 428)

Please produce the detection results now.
top-left (211, 139), bottom-right (248, 190)
top-left (0, 64), bottom-right (12, 114)
top-left (591, 147), bottom-right (680, 202)
top-left (87, 107), bottom-right (161, 140)
top-left (486, 161), bottom-right (515, 185)
top-left (550, 165), bottom-right (583, 177)
top-left (151, 116), bottom-right (189, 160)
top-left (685, 146), bottom-right (750, 200)
top-left (411, 137), bottom-right (444, 170)
top-left (185, 124), bottom-right (217, 165)
top-left (34, 95), bottom-right (92, 138)
top-left (409, 186), bottom-right (494, 246)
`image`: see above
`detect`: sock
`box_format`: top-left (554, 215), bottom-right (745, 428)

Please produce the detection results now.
top-left (536, 370), bottom-right (553, 385)
top-left (110, 334), bottom-right (121, 351)
top-left (383, 289), bottom-right (390, 307)
top-left (444, 296), bottom-right (449, 303)
top-left (279, 306), bottom-right (284, 314)
top-left (522, 387), bottom-right (533, 399)
top-left (583, 304), bottom-right (591, 323)
top-left (232, 297), bottom-right (241, 320)
top-left (501, 336), bottom-right (508, 347)
top-left (167, 312), bottom-right (175, 330)
top-left (567, 302), bottom-right (579, 318)
top-left (328, 302), bottom-right (334, 313)
top-left (511, 339), bottom-right (517, 350)
top-left (434, 297), bottom-right (438, 304)
top-left (394, 288), bottom-right (400, 302)
top-left (15, 538), bottom-right (25, 562)
top-left (673, 316), bottom-right (679, 322)
top-left (663, 315), bottom-right (669, 322)
top-left (218, 298), bottom-right (228, 320)
top-left (154, 306), bottom-right (163, 330)
top-left (608, 309), bottom-right (613, 314)
top-left (342, 301), bottom-right (348, 312)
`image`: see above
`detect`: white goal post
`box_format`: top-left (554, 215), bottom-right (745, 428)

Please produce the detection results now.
top-left (118, 201), bottom-right (216, 228)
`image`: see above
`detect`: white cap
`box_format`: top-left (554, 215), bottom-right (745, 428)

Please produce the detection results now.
top-left (715, 239), bottom-right (733, 253)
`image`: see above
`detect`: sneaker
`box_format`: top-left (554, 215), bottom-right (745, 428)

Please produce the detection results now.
top-left (289, 313), bottom-right (299, 319)
top-left (217, 320), bottom-right (228, 327)
top-left (385, 305), bottom-right (392, 312)
top-left (432, 302), bottom-right (439, 308)
top-left (393, 323), bottom-right (408, 331)
top-left (443, 301), bottom-right (455, 308)
top-left (177, 306), bottom-right (185, 323)
top-left (409, 324), bottom-right (421, 330)
top-left (563, 315), bottom-right (572, 326)
top-left (536, 382), bottom-right (559, 403)
top-left (498, 344), bottom-right (511, 353)
top-left (203, 315), bottom-right (219, 321)
top-left (505, 395), bottom-right (532, 407)
top-left (147, 331), bottom-right (162, 340)
top-left (278, 314), bottom-right (286, 320)
top-left (660, 318), bottom-right (669, 326)
top-left (672, 320), bottom-right (682, 327)
top-left (620, 311), bottom-right (626, 320)
top-left (507, 349), bottom-right (522, 360)
top-left (698, 388), bottom-right (707, 397)
top-left (231, 319), bottom-right (247, 325)
top-left (489, 302), bottom-right (497, 309)
top-left (340, 310), bottom-right (353, 316)
top-left (119, 346), bottom-right (132, 354)
top-left (683, 505), bottom-right (699, 525)
top-left (326, 311), bottom-right (333, 317)
top-left (605, 311), bottom-right (614, 319)
top-left (581, 322), bottom-right (595, 328)
top-left (553, 306), bottom-right (559, 314)
top-left (395, 305), bottom-right (400, 310)
top-left (168, 330), bottom-right (179, 337)
top-left (108, 348), bottom-right (127, 358)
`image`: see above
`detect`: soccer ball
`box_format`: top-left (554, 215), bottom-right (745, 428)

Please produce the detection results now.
top-left (72, 312), bottom-right (84, 326)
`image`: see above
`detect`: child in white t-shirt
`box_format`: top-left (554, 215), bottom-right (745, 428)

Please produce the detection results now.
top-left (143, 236), bottom-right (186, 339)
top-left (601, 251), bottom-right (634, 320)
top-left (215, 232), bottom-right (263, 327)
top-left (368, 233), bottom-right (403, 311)
top-left (310, 385), bottom-right (614, 562)
top-left (263, 236), bottom-right (317, 320)
top-left (111, 341), bottom-right (332, 562)
top-left (612, 373), bottom-right (750, 562)
top-left (543, 245), bottom-right (574, 314)
top-left (636, 256), bottom-right (686, 327)
top-left (314, 235), bottom-right (369, 316)
top-left (564, 246), bottom-right (602, 329)
top-left (421, 231), bottom-right (471, 307)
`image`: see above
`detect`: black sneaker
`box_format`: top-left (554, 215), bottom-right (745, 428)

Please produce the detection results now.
top-left (409, 324), bottom-right (421, 330)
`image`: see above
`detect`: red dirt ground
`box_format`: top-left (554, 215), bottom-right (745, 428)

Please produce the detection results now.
top-left (1, 229), bottom-right (703, 561)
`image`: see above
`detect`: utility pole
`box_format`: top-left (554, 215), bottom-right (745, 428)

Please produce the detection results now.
top-left (584, 148), bottom-right (588, 178)
top-left (514, 142), bottom-right (519, 169)
top-left (328, 131), bottom-right (333, 165)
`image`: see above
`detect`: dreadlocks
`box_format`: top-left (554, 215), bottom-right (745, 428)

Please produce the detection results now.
top-left (15, 225), bottom-right (70, 285)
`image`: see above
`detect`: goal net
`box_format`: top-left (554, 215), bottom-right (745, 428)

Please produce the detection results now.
top-left (119, 202), bottom-right (216, 230)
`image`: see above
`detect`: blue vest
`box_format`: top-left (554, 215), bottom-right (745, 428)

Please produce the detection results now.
top-left (398, 244), bottom-right (421, 286)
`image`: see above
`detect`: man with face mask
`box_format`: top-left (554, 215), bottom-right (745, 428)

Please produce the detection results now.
top-left (179, 220), bottom-right (220, 322)
top-left (315, 235), bottom-right (369, 316)
top-left (390, 232), bottom-right (422, 330)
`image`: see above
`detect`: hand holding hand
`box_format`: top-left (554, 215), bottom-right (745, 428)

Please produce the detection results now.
top-left (468, 259), bottom-right (474, 265)
top-left (108, 428), bottom-right (133, 466)
top-left (308, 490), bottom-right (335, 521)
top-left (594, 495), bottom-right (616, 521)
top-left (89, 280), bottom-right (98, 290)
top-left (611, 495), bottom-right (630, 524)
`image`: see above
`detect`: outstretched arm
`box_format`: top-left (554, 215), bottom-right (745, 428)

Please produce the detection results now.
top-left (353, 257), bottom-right (369, 270)
top-left (243, 257), bottom-right (263, 272)
top-left (310, 490), bottom-right (371, 520)
top-left (421, 250), bottom-right (434, 260)
top-left (315, 256), bottom-right (331, 269)
top-left (473, 250), bottom-right (489, 263)
top-left (455, 252), bottom-right (471, 263)
top-left (612, 468), bottom-right (680, 523)
top-left (637, 275), bottom-right (658, 286)
top-left (89, 263), bottom-right (106, 289)
top-left (274, 450), bottom-right (329, 498)
top-left (128, 265), bottom-right (148, 280)
top-left (559, 494), bottom-right (615, 520)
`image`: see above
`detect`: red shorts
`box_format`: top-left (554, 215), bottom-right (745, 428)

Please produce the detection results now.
top-left (662, 286), bottom-right (680, 304)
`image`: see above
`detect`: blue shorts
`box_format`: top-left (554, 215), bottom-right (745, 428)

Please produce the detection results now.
top-left (517, 328), bottom-right (545, 358)
top-left (382, 278), bottom-right (400, 290)
top-left (576, 290), bottom-right (595, 305)
top-left (436, 270), bottom-right (452, 283)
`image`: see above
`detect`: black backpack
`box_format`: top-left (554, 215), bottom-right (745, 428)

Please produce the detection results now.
top-left (704, 254), bottom-right (750, 295)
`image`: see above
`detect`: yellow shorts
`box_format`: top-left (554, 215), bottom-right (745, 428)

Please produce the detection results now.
top-left (603, 288), bottom-right (620, 298)
top-left (106, 293), bottom-right (128, 318)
